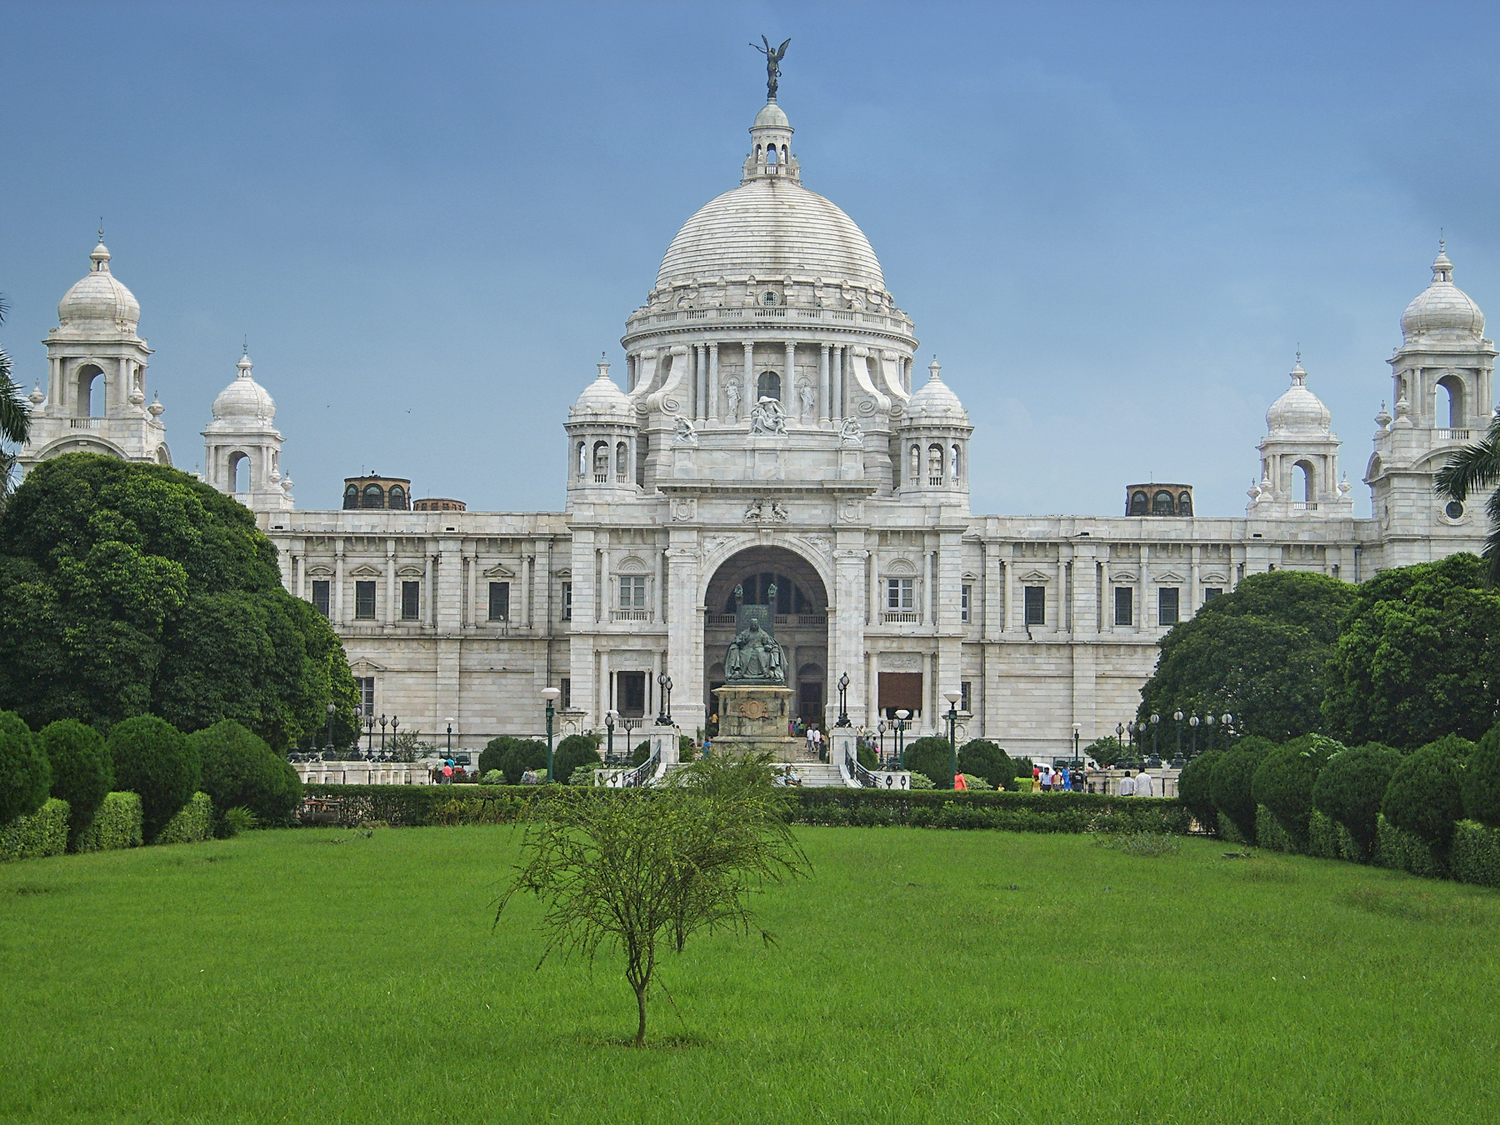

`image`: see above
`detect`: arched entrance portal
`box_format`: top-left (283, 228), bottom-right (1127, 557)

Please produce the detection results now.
top-left (704, 546), bottom-right (828, 729)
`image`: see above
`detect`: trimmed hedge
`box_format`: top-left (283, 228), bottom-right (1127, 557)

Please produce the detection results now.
top-left (1307, 808), bottom-right (1340, 860)
top-left (75, 791), bottom-right (144, 852)
top-left (1451, 820), bottom-right (1500, 888)
top-left (191, 719), bottom-right (300, 824)
top-left (1, 797), bottom-right (69, 861)
top-left (0, 709), bottom-right (50, 826)
top-left (1382, 743), bottom-right (1465, 851)
top-left (1375, 813), bottom-right (1445, 878)
top-left (1462, 725), bottom-right (1500, 828)
top-left (1210, 739), bottom-right (1272, 844)
top-left (1251, 736), bottom-right (1337, 850)
top-left (1312, 743), bottom-right (1402, 856)
top-left (957, 739), bottom-right (1015, 790)
top-left (553, 734), bottom-right (602, 785)
top-left (37, 719), bottom-right (113, 849)
top-left (300, 783), bottom-right (1193, 835)
top-left (155, 792), bottom-right (213, 845)
top-left (1177, 749), bottom-right (1220, 835)
top-left (1255, 804), bottom-right (1298, 853)
top-left (904, 737), bottom-right (957, 789)
top-left (109, 715), bottom-right (199, 841)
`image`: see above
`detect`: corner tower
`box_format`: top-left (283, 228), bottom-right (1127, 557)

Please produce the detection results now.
top-left (203, 350), bottom-right (294, 512)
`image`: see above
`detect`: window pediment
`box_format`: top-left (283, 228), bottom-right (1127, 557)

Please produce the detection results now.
top-left (885, 558), bottom-right (918, 576)
top-left (483, 563), bottom-right (516, 578)
top-left (396, 566), bottom-right (425, 578)
top-left (1202, 572), bottom-right (1228, 584)
top-left (617, 555), bottom-right (650, 574)
top-left (348, 564), bottom-right (382, 578)
top-left (1018, 570), bottom-right (1051, 583)
top-left (1112, 571), bottom-right (1138, 584)
top-left (1154, 571), bottom-right (1186, 584)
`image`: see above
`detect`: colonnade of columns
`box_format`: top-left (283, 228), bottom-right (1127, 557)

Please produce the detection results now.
top-left (673, 340), bottom-right (910, 425)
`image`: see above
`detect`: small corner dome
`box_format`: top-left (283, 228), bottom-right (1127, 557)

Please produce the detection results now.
top-left (570, 359), bottom-right (634, 422)
top-left (210, 354), bottom-right (276, 425)
top-left (1401, 243), bottom-right (1485, 339)
top-left (903, 360), bottom-right (969, 425)
top-left (57, 241), bottom-right (141, 328)
top-left (1266, 359), bottom-right (1331, 434)
top-left (753, 102), bottom-right (790, 129)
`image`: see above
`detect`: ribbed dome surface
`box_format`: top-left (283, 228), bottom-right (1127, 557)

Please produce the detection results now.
top-left (656, 178), bottom-right (885, 292)
top-left (210, 355), bottom-right (276, 425)
top-left (1266, 360), bottom-right (1331, 434)
top-left (58, 242), bottom-right (140, 328)
top-left (1401, 245), bottom-right (1485, 339)
top-left (570, 362), bottom-right (635, 421)
top-left (904, 360), bottom-right (968, 424)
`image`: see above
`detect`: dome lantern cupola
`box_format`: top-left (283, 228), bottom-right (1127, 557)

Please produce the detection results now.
top-left (565, 356), bottom-right (640, 505)
top-left (742, 101), bottom-right (799, 185)
top-left (1249, 354), bottom-right (1349, 518)
top-left (202, 349), bottom-right (292, 512)
top-left (897, 359), bottom-right (973, 502)
top-left (56, 234), bottom-right (142, 331)
top-left (1401, 240), bottom-right (1485, 341)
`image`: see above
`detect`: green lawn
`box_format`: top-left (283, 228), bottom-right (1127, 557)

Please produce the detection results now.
top-left (2, 825), bottom-right (1497, 1124)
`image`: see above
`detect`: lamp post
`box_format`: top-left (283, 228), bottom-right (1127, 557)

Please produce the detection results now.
top-left (656, 673), bottom-right (673, 726)
top-left (1205, 713), bottom-right (1217, 755)
top-left (380, 714), bottom-right (388, 753)
top-left (1174, 710), bottom-right (1184, 758)
top-left (836, 672), bottom-right (851, 727)
top-left (1072, 722), bottom-right (1081, 768)
top-left (541, 686), bottom-right (562, 782)
top-left (1150, 713), bottom-right (1160, 761)
top-left (446, 717), bottom-right (454, 758)
top-left (1116, 722), bottom-right (1125, 753)
top-left (877, 720), bottom-right (888, 766)
top-left (895, 709), bottom-right (911, 768)
top-left (325, 701), bottom-right (335, 756)
top-left (1189, 714), bottom-right (1200, 756)
top-left (365, 711), bottom-right (375, 756)
top-left (944, 688), bottom-right (962, 788)
top-left (1220, 713), bottom-right (1233, 751)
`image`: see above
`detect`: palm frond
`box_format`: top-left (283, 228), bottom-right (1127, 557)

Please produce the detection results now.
top-left (0, 362), bottom-right (30, 447)
top-left (1435, 413), bottom-right (1500, 501)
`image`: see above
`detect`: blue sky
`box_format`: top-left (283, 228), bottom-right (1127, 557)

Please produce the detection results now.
top-left (4, 1), bottom-right (1498, 516)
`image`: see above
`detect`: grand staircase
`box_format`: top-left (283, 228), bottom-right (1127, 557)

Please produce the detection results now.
top-left (775, 750), bottom-right (850, 788)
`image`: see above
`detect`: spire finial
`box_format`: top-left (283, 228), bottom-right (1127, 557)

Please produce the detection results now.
top-left (243, 335), bottom-right (249, 357)
top-left (97, 219), bottom-right (105, 244)
top-left (751, 36), bottom-right (790, 102)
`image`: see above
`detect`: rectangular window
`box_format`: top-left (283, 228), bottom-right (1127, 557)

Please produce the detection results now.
top-left (560, 678), bottom-right (571, 711)
top-left (960, 583), bottom-right (972, 623)
top-left (354, 580), bottom-right (376, 620)
top-left (355, 676), bottom-right (375, 716)
top-left (959, 680), bottom-right (972, 714)
top-left (1203, 587), bottom-right (1223, 602)
top-left (1159, 587), bottom-right (1180, 626)
top-left (488, 581), bottom-right (511, 621)
top-left (1024, 585), bottom-right (1045, 626)
top-left (1114, 586), bottom-right (1134, 626)
top-left (401, 580), bottom-right (421, 621)
top-left (886, 577), bottom-right (914, 610)
top-left (561, 581), bottom-right (573, 621)
top-left (312, 580), bottom-right (330, 618)
top-left (617, 670), bottom-right (647, 718)
top-left (619, 575), bottom-right (646, 609)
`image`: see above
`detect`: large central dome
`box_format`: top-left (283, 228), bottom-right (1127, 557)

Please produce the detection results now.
top-left (656, 177), bottom-right (886, 293)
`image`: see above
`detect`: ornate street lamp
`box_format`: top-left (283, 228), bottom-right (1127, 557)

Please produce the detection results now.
top-left (446, 717), bottom-right (455, 758)
top-left (364, 710), bottom-right (375, 756)
top-left (1173, 710), bottom-right (1184, 758)
top-left (836, 672), bottom-right (851, 727)
top-left (1221, 713), bottom-right (1234, 751)
top-left (540, 687), bottom-right (562, 782)
top-left (1072, 721), bottom-right (1081, 768)
top-left (1116, 722), bottom-right (1125, 753)
top-left (1150, 713), bottom-right (1161, 760)
top-left (605, 708), bottom-right (619, 765)
top-left (325, 701), bottom-right (336, 756)
top-left (944, 688), bottom-right (963, 788)
top-left (380, 714), bottom-right (388, 753)
top-left (1189, 714), bottom-right (1200, 756)
top-left (895, 709), bottom-right (911, 768)
top-left (877, 720), bottom-right (888, 766)
top-left (656, 673), bottom-right (673, 726)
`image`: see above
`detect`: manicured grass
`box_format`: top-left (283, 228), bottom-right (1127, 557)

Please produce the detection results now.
top-left (3, 826), bottom-right (1498, 1123)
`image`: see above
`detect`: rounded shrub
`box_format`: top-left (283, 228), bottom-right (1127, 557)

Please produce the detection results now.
top-left (1209, 737), bottom-right (1274, 843)
top-left (1463, 723), bottom-right (1500, 828)
top-left (1382, 742), bottom-right (1466, 850)
top-left (958, 739), bottom-right (1015, 790)
top-left (37, 719), bottom-right (113, 847)
top-left (501, 739), bottom-right (548, 784)
top-left (552, 734), bottom-right (602, 784)
top-left (1007, 757), bottom-right (1034, 790)
top-left (1311, 743), bottom-right (1403, 854)
top-left (108, 715), bottom-right (199, 842)
top-left (1176, 748), bottom-right (1221, 834)
top-left (478, 736), bottom-right (516, 778)
top-left (189, 719), bottom-right (301, 825)
top-left (1251, 735), bottom-right (1338, 844)
top-left (904, 737), bottom-right (956, 788)
top-left (0, 710), bottom-right (50, 826)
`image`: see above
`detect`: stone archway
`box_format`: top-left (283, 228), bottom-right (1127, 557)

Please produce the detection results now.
top-left (703, 545), bottom-right (829, 729)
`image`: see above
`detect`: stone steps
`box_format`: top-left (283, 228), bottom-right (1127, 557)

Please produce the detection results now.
top-left (775, 761), bottom-right (850, 788)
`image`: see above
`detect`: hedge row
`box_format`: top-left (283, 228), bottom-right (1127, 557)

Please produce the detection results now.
top-left (154, 792), bottom-right (213, 845)
top-left (75, 792), bottom-right (144, 853)
top-left (1452, 821), bottom-right (1500, 888)
top-left (1, 798), bottom-right (69, 861)
top-left (300, 784), bottom-right (1194, 835)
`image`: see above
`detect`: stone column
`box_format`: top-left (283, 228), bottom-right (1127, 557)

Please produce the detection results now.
top-left (1101, 558), bottom-right (1111, 632)
top-left (695, 345), bottom-right (707, 421)
top-left (784, 340), bottom-right (796, 406)
top-left (708, 342), bottom-right (720, 423)
top-left (424, 551), bottom-right (435, 627)
top-left (819, 344), bottom-right (830, 424)
top-left (665, 538), bottom-right (704, 734)
top-left (1005, 555), bottom-right (1017, 632)
top-left (1189, 546), bottom-right (1201, 621)
top-left (984, 540), bottom-right (1002, 642)
top-left (831, 346), bottom-right (843, 420)
top-left (334, 541), bottom-right (345, 625)
top-left (832, 544), bottom-right (869, 727)
top-left (467, 547), bottom-right (478, 628)
top-left (385, 539), bottom-right (397, 625)
top-left (743, 341), bottom-right (755, 415)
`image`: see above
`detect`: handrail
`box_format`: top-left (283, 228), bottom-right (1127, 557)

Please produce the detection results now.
top-left (610, 749), bottom-right (660, 788)
top-left (846, 750), bottom-right (911, 790)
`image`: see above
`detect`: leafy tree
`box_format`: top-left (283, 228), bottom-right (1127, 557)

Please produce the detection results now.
top-left (1083, 736), bottom-right (1127, 767)
top-left (1382, 741), bottom-right (1467, 851)
top-left (553, 733), bottom-right (602, 785)
top-left (0, 710), bottom-right (48, 825)
top-left (1463, 724), bottom-right (1500, 828)
top-left (36, 719), bottom-right (113, 847)
top-left (957, 739), bottom-right (1014, 789)
top-left (499, 751), bottom-right (807, 1046)
top-left (1322, 554), bottom-right (1500, 749)
top-left (189, 719), bottom-right (301, 825)
top-left (1251, 735), bottom-right (1341, 847)
top-left (108, 714), bottom-right (199, 842)
top-left (904, 736), bottom-right (957, 788)
top-left (0, 454), bottom-right (358, 749)
top-left (1209, 737), bottom-right (1273, 843)
top-left (1138, 571), bottom-right (1355, 743)
top-left (1435, 413), bottom-right (1500, 584)
top-left (1311, 743), bottom-right (1403, 855)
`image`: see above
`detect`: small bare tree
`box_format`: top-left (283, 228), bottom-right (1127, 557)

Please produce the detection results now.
top-left (497, 751), bottom-right (808, 1046)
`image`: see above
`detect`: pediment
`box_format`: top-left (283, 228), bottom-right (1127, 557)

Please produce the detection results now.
top-left (396, 566), bottom-right (425, 578)
top-left (1112, 571), bottom-right (1138, 584)
top-left (1154, 571), bottom-right (1187, 584)
top-left (482, 563), bottom-right (516, 578)
top-left (1018, 570), bottom-right (1051, 583)
top-left (348, 658), bottom-right (387, 673)
top-left (1202, 572), bottom-right (1228, 584)
top-left (305, 566), bottom-right (332, 578)
top-left (553, 568), bottom-right (572, 579)
top-left (617, 555), bottom-right (650, 574)
top-left (348, 564), bottom-right (382, 578)
top-left (886, 557), bottom-right (918, 576)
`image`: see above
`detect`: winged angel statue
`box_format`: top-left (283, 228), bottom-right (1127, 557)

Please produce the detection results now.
top-left (751, 36), bottom-right (790, 101)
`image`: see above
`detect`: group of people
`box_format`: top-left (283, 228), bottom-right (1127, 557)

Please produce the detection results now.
top-left (790, 718), bottom-right (826, 759)
top-left (1116, 769), bottom-right (1156, 797)
top-left (1033, 764), bottom-right (1082, 792)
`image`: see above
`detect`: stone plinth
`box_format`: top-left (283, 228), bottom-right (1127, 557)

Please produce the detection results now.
top-left (712, 683), bottom-right (800, 758)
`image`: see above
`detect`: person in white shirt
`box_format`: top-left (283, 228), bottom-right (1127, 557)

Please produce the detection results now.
top-left (1134, 770), bottom-right (1155, 797)
top-left (1118, 770), bottom-right (1135, 797)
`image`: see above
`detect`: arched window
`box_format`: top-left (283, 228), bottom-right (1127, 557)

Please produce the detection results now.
top-left (362, 484), bottom-right (384, 508)
top-left (228, 451), bottom-right (248, 493)
top-left (1295, 459), bottom-right (1316, 504)
top-left (928, 444), bottom-right (944, 486)
top-left (1177, 491), bottom-right (1193, 516)
top-left (950, 444), bottom-right (962, 482)
top-left (1129, 491), bottom-right (1148, 516)
top-left (1438, 374), bottom-right (1466, 428)
top-left (761, 290), bottom-right (778, 306)
top-left (76, 363), bottom-right (105, 417)
top-left (577, 442), bottom-right (587, 479)
top-left (616, 441), bottom-right (629, 479)
top-left (387, 484), bottom-right (407, 510)
top-left (766, 145), bottom-right (778, 165)
top-left (755, 144), bottom-right (763, 160)
top-left (910, 445), bottom-right (921, 483)
top-left (758, 370), bottom-right (781, 400)
top-left (780, 145), bottom-right (788, 164)
top-left (1152, 490), bottom-right (1174, 515)
top-left (344, 484), bottom-right (360, 510)
top-left (593, 441), bottom-right (610, 482)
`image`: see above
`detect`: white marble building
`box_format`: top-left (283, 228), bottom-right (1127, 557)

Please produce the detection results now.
top-left (16, 96), bottom-right (1496, 757)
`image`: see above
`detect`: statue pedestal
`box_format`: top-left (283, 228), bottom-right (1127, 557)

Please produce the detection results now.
top-left (712, 684), bottom-right (801, 759)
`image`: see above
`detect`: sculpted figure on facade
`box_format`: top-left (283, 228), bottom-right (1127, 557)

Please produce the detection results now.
top-left (797, 380), bottom-right (815, 422)
top-left (723, 379), bottom-right (741, 424)
top-left (839, 417), bottom-right (863, 446)
top-left (750, 395), bottom-right (786, 434)
top-left (672, 415), bottom-right (698, 446)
